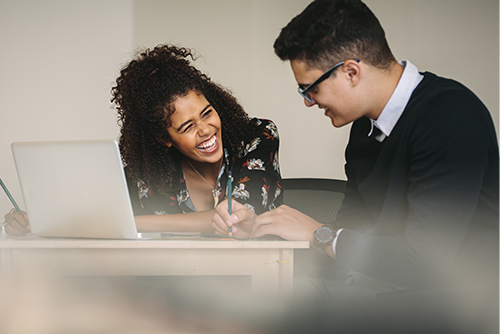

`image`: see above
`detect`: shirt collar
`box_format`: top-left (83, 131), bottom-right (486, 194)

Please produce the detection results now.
top-left (369, 60), bottom-right (424, 140)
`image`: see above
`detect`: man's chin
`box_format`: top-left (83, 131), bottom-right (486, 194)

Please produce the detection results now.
top-left (326, 114), bottom-right (344, 128)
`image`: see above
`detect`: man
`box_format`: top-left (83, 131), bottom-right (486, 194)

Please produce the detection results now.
top-left (212, 0), bottom-right (498, 329)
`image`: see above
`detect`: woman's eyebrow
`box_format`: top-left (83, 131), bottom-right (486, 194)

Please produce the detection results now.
top-left (199, 104), bottom-right (212, 115)
top-left (176, 104), bottom-right (212, 132)
top-left (177, 120), bottom-right (191, 132)
top-left (200, 103), bottom-right (212, 114)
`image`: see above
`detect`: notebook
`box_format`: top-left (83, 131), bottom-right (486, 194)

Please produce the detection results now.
top-left (11, 139), bottom-right (156, 239)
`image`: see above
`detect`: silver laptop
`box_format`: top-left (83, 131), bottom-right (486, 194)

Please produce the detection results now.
top-left (11, 139), bottom-right (153, 239)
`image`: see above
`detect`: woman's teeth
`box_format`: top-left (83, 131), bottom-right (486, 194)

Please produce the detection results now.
top-left (197, 135), bottom-right (217, 151)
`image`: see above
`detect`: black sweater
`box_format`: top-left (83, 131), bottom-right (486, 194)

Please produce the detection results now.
top-left (335, 72), bottom-right (499, 288)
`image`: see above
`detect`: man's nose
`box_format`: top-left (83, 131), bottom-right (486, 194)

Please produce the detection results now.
top-left (304, 96), bottom-right (316, 107)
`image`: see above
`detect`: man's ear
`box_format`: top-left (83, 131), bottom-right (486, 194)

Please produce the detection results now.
top-left (155, 134), bottom-right (172, 147)
top-left (344, 59), bottom-right (361, 87)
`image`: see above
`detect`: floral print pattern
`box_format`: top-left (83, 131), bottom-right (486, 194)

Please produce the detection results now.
top-left (233, 183), bottom-right (250, 201)
top-left (242, 138), bottom-right (261, 157)
top-left (176, 190), bottom-right (189, 205)
top-left (247, 158), bottom-right (265, 171)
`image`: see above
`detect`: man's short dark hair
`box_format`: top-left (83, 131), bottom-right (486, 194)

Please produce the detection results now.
top-left (274, 0), bottom-right (396, 71)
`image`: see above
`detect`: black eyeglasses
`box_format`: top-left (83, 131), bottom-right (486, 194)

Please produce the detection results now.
top-left (298, 59), bottom-right (360, 103)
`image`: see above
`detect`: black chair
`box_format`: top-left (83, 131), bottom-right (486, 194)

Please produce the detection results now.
top-left (281, 178), bottom-right (346, 223)
top-left (281, 178), bottom-right (347, 278)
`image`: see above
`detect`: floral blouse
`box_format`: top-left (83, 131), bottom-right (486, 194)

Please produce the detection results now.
top-left (127, 118), bottom-right (282, 216)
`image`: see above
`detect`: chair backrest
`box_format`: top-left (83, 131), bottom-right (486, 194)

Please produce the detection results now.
top-left (281, 178), bottom-right (346, 223)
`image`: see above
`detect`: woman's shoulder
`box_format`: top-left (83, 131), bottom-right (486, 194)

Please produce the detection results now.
top-left (251, 117), bottom-right (277, 127)
top-left (237, 118), bottom-right (280, 158)
top-left (250, 118), bottom-right (279, 140)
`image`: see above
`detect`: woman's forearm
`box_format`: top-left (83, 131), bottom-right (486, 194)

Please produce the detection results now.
top-left (134, 210), bottom-right (216, 233)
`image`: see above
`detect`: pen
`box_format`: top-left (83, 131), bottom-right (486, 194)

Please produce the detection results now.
top-left (228, 171), bottom-right (232, 237)
top-left (0, 177), bottom-right (23, 214)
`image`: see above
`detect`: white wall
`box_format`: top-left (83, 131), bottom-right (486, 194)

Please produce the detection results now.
top-left (132, 0), bottom-right (499, 180)
top-left (0, 0), bottom-right (498, 217)
top-left (0, 0), bottom-right (134, 216)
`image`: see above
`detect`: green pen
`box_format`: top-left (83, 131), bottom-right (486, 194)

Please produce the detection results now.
top-left (0, 177), bottom-right (22, 214)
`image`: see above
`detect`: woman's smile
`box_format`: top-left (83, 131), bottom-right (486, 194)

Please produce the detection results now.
top-left (197, 134), bottom-right (219, 154)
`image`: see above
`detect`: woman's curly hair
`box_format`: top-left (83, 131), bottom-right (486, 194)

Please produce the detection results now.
top-left (111, 44), bottom-right (257, 194)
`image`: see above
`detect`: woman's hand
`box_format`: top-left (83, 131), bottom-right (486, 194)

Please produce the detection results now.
top-left (212, 198), bottom-right (257, 239)
top-left (3, 209), bottom-right (30, 236)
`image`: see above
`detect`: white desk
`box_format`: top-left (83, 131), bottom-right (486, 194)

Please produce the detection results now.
top-left (0, 236), bottom-right (309, 297)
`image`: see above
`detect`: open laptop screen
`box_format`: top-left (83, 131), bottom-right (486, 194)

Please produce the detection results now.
top-left (11, 140), bottom-right (139, 239)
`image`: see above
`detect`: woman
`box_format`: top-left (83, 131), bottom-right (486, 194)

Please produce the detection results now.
top-left (115, 44), bottom-right (282, 235)
top-left (3, 44), bottom-right (282, 237)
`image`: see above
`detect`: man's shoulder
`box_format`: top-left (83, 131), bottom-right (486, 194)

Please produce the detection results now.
top-left (407, 72), bottom-right (488, 118)
top-left (396, 72), bottom-right (497, 149)
top-left (413, 72), bottom-right (473, 100)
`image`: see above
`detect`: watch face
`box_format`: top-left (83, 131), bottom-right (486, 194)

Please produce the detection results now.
top-left (315, 226), bottom-right (335, 244)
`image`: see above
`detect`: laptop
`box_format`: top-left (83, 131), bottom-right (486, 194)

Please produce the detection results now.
top-left (11, 139), bottom-right (157, 239)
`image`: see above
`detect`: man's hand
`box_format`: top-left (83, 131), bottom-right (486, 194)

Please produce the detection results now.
top-left (212, 199), bottom-right (257, 239)
top-left (251, 204), bottom-right (322, 242)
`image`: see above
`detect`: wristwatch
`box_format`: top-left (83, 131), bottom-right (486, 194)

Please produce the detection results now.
top-left (313, 225), bottom-right (336, 253)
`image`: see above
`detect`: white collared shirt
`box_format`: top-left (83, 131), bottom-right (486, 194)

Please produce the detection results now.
top-left (332, 60), bottom-right (424, 255)
top-left (369, 60), bottom-right (424, 142)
